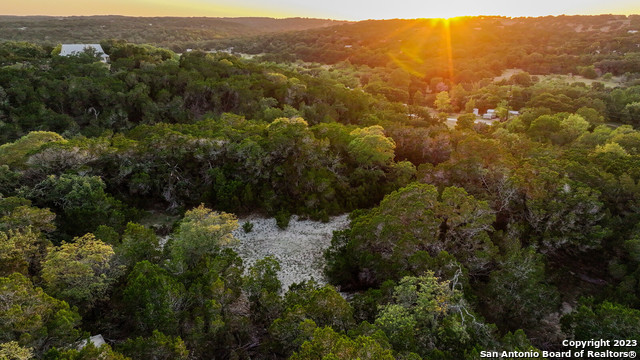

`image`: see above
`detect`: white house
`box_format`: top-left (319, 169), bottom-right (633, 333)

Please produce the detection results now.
top-left (483, 109), bottom-right (496, 119)
top-left (77, 334), bottom-right (106, 350)
top-left (60, 44), bottom-right (109, 63)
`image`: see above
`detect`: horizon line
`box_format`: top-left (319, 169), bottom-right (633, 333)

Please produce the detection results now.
top-left (0, 13), bottom-right (639, 22)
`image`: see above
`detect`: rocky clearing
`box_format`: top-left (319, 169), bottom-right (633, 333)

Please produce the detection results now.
top-left (232, 214), bottom-right (350, 290)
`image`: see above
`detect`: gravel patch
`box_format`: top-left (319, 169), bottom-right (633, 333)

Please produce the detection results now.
top-left (232, 214), bottom-right (350, 291)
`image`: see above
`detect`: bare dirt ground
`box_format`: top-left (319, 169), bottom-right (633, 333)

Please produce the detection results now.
top-left (232, 214), bottom-right (350, 290)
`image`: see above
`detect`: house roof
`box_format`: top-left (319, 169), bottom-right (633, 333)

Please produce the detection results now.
top-left (60, 44), bottom-right (105, 56)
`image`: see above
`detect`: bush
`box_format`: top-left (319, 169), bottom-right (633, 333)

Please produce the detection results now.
top-left (243, 221), bottom-right (254, 233)
top-left (275, 210), bottom-right (291, 230)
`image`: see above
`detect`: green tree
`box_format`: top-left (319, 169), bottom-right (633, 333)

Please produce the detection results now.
top-left (0, 228), bottom-right (51, 277)
top-left (485, 247), bottom-right (560, 330)
top-left (123, 261), bottom-right (184, 334)
top-left (375, 272), bottom-right (492, 358)
top-left (283, 282), bottom-right (354, 331)
top-left (561, 300), bottom-right (640, 346)
top-left (464, 98), bottom-right (477, 114)
top-left (24, 174), bottom-right (128, 237)
top-left (0, 273), bottom-right (82, 355)
top-left (42, 234), bottom-right (122, 310)
top-left (43, 343), bottom-right (129, 360)
top-left (348, 126), bottom-right (396, 169)
top-left (527, 114), bottom-right (562, 142)
top-left (290, 327), bottom-right (395, 360)
top-left (557, 114), bottom-right (590, 145)
top-left (518, 167), bottom-right (609, 254)
top-left (456, 113), bottom-right (476, 131)
top-left (244, 256), bottom-right (282, 324)
top-left (326, 183), bottom-right (496, 287)
top-left (118, 222), bottom-right (161, 267)
top-left (169, 205), bottom-right (238, 271)
top-left (576, 107), bottom-right (604, 127)
top-left (118, 330), bottom-right (189, 360)
top-left (0, 132), bottom-right (64, 170)
top-left (0, 197), bottom-right (56, 234)
top-left (434, 91), bottom-right (453, 113)
top-left (0, 341), bottom-right (33, 360)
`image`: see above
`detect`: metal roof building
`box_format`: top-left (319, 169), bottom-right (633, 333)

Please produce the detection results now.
top-left (60, 44), bottom-right (109, 63)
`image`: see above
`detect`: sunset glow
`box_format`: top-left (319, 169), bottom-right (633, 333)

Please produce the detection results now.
top-left (3, 0), bottom-right (639, 19)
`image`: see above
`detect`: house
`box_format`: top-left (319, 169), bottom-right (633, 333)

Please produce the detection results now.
top-left (60, 44), bottom-right (109, 63)
top-left (473, 108), bottom-right (479, 116)
top-left (483, 109), bottom-right (496, 119)
top-left (77, 334), bottom-right (106, 350)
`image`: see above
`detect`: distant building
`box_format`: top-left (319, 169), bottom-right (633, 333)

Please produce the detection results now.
top-left (77, 334), bottom-right (105, 350)
top-left (483, 109), bottom-right (496, 119)
top-left (60, 44), bottom-right (109, 63)
top-left (508, 110), bottom-right (520, 116)
top-left (628, 30), bottom-right (638, 34)
top-left (473, 108), bottom-right (479, 116)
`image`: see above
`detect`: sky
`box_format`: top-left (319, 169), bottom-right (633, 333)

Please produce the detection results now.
top-left (2, 0), bottom-right (639, 20)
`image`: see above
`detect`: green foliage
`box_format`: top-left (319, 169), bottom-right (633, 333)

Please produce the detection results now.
top-left (290, 327), bottom-right (395, 360)
top-left (23, 174), bottom-right (129, 238)
top-left (434, 91), bottom-right (453, 113)
top-left (118, 330), bottom-right (189, 360)
top-left (517, 168), bottom-right (609, 253)
top-left (0, 228), bottom-right (51, 277)
top-left (242, 221), bottom-right (254, 233)
top-left (123, 261), bottom-right (185, 334)
top-left (456, 113), bottom-right (476, 130)
top-left (576, 106), bottom-right (604, 126)
top-left (375, 272), bottom-right (492, 358)
top-left (348, 126), bottom-right (396, 169)
top-left (275, 210), bottom-right (291, 230)
top-left (0, 132), bottom-right (65, 169)
top-left (0, 273), bottom-right (82, 355)
top-left (170, 205), bottom-right (238, 271)
top-left (269, 316), bottom-right (317, 357)
top-left (326, 183), bottom-right (496, 287)
top-left (577, 65), bottom-right (598, 79)
top-left (244, 256), bottom-right (283, 325)
top-left (42, 234), bottom-right (122, 310)
top-left (118, 222), bottom-right (161, 267)
top-left (244, 256), bottom-right (282, 299)
top-left (1, 19), bottom-right (640, 358)
top-left (43, 343), bottom-right (129, 360)
top-left (0, 341), bottom-right (34, 360)
top-left (527, 115), bottom-right (562, 142)
top-left (0, 197), bottom-right (56, 234)
top-left (510, 72), bottom-right (532, 87)
top-left (561, 300), bottom-right (640, 345)
top-left (92, 225), bottom-right (119, 246)
top-left (485, 247), bottom-right (560, 330)
top-left (284, 282), bottom-right (354, 331)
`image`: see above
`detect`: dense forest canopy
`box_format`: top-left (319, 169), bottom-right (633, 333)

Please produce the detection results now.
top-left (0, 16), bottom-right (345, 50)
top-left (0, 14), bottom-right (639, 360)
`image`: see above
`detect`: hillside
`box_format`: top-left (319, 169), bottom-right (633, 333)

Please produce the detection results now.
top-left (214, 15), bottom-right (640, 78)
top-left (0, 15), bottom-right (346, 50)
